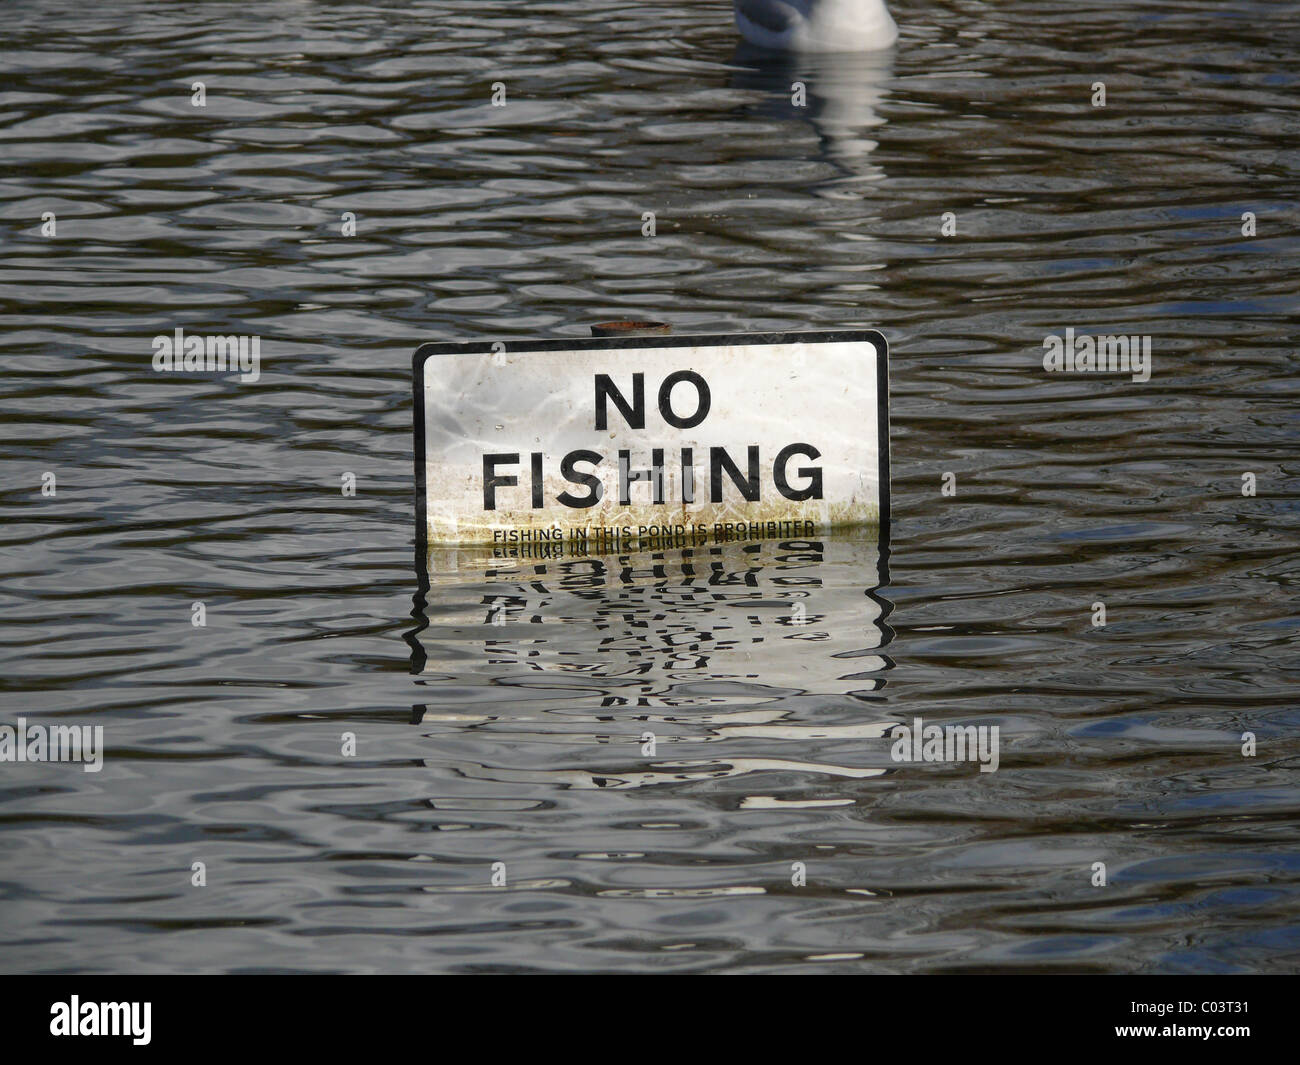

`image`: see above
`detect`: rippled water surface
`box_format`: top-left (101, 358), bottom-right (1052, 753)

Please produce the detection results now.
top-left (1, 0), bottom-right (1298, 973)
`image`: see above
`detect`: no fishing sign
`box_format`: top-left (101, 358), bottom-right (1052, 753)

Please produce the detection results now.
top-left (412, 330), bottom-right (889, 550)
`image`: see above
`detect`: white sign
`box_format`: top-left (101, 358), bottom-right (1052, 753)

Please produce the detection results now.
top-left (413, 330), bottom-right (888, 548)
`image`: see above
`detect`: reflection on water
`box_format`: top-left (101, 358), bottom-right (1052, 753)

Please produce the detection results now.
top-left (416, 534), bottom-right (889, 697)
top-left (731, 45), bottom-right (893, 181)
top-left (411, 535), bottom-right (894, 790)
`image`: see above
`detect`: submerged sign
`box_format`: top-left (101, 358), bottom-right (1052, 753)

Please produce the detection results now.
top-left (413, 330), bottom-right (888, 547)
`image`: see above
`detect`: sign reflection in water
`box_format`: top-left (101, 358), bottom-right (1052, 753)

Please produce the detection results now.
top-left (411, 531), bottom-right (893, 712)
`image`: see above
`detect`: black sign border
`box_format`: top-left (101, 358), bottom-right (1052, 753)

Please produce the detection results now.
top-left (412, 329), bottom-right (890, 560)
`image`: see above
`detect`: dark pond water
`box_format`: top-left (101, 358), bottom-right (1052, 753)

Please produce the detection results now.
top-left (1, 0), bottom-right (1297, 973)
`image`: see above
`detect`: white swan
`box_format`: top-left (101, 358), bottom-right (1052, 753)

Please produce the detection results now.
top-left (733, 0), bottom-right (898, 52)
